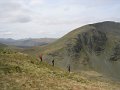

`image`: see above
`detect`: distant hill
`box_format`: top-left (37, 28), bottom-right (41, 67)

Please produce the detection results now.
top-left (0, 43), bottom-right (7, 48)
top-left (36, 21), bottom-right (120, 80)
top-left (0, 38), bottom-right (57, 48)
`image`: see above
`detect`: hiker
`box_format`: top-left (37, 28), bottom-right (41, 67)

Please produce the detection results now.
top-left (52, 59), bottom-right (54, 66)
top-left (67, 65), bottom-right (71, 72)
top-left (39, 54), bottom-right (43, 62)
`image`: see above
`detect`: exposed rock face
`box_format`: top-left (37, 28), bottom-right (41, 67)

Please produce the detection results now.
top-left (44, 21), bottom-right (120, 80)
top-left (79, 29), bottom-right (107, 54)
top-left (110, 43), bottom-right (120, 61)
top-left (65, 29), bottom-right (107, 63)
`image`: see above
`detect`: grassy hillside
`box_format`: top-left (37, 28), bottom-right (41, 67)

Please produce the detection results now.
top-left (0, 49), bottom-right (120, 90)
top-left (0, 43), bottom-right (7, 48)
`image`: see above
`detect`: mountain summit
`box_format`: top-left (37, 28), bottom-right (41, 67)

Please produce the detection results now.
top-left (42, 21), bottom-right (120, 80)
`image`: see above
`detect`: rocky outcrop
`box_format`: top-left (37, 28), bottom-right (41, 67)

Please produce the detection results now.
top-left (110, 43), bottom-right (120, 61)
top-left (66, 29), bottom-right (107, 57)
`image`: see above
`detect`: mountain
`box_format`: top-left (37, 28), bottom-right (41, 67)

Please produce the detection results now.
top-left (1, 21), bottom-right (120, 90)
top-left (0, 38), bottom-right (15, 44)
top-left (37, 21), bottom-right (120, 80)
top-left (0, 38), bottom-right (57, 48)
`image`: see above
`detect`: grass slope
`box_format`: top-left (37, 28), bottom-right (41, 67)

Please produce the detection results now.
top-left (0, 49), bottom-right (120, 90)
top-left (0, 43), bottom-right (7, 48)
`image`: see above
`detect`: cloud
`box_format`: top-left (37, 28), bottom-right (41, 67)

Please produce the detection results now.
top-left (0, 0), bottom-right (120, 39)
top-left (0, 0), bottom-right (32, 23)
top-left (29, 0), bottom-right (44, 5)
top-left (0, 31), bottom-right (14, 35)
top-left (13, 15), bottom-right (32, 23)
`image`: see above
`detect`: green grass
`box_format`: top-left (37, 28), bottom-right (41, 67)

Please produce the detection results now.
top-left (0, 49), bottom-right (120, 90)
top-left (0, 43), bottom-right (7, 48)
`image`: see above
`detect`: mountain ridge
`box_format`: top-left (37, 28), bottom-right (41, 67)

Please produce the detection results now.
top-left (37, 21), bottom-right (120, 80)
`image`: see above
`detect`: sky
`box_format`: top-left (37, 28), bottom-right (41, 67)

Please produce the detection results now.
top-left (0, 0), bottom-right (120, 39)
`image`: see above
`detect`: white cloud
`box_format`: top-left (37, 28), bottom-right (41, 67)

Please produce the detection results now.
top-left (0, 0), bottom-right (120, 39)
top-left (29, 0), bottom-right (44, 5)
top-left (0, 31), bottom-right (14, 35)
top-left (13, 15), bottom-right (32, 23)
top-left (0, 0), bottom-right (32, 23)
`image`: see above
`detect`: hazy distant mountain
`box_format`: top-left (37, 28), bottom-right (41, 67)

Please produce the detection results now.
top-left (0, 38), bottom-right (15, 43)
top-left (0, 38), bottom-right (57, 47)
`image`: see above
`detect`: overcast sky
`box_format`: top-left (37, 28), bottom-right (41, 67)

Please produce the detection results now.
top-left (0, 0), bottom-right (120, 39)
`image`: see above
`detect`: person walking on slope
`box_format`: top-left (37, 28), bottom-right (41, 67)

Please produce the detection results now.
top-left (39, 54), bottom-right (43, 62)
top-left (67, 65), bottom-right (71, 73)
top-left (52, 59), bottom-right (54, 67)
